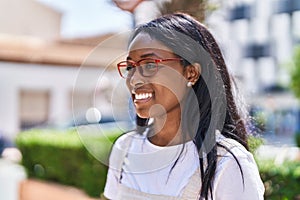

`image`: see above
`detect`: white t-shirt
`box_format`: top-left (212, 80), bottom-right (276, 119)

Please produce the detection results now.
top-left (104, 131), bottom-right (264, 199)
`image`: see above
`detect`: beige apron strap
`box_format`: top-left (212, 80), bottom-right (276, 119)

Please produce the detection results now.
top-left (180, 168), bottom-right (202, 199)
top-left (117, 184), bottom-right (181, 200)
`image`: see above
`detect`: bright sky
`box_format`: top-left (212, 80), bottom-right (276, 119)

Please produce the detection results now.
top-left (37, 0), bottom-right (133, 38)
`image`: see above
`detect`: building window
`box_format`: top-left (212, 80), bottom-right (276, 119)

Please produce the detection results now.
top-left (19, 90), bottom-right (50, 130)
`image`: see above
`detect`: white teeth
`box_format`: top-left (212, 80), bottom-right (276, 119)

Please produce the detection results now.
top-left (135, 93), bottom-right (153, 100)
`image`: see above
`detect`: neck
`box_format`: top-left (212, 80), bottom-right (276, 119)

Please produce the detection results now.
top-left (148, 107), bottom-right (189, 146)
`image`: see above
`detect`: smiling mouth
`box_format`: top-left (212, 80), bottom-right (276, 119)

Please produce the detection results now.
top-left (133, 92), bottom-right (153, 103)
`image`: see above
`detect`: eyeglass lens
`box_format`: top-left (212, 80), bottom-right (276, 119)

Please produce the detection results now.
top-left (120, 59), bottom-right (158, 78)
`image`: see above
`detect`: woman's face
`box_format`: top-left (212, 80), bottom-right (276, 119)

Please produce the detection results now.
top-left (126, 33), bottom-right (189, 119)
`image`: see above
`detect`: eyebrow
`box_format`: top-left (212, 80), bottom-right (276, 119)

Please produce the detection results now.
top-left (140, 53), bottom-right (159, 58)
top-left (126, 53), bottom-right (160, 61)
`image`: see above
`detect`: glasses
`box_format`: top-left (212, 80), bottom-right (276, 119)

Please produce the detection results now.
top-left (117, 58), bottom-right (183, 79)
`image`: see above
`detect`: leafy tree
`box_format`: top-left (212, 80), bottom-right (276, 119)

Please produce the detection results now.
top-left (290, 46), bottom-right (300, 99)
top-left (161, 0), bottom-right (207, 22)
top-left (161, 0), bottom-right (219, 22)
top-left (113, 0), bottom-right (220, 24)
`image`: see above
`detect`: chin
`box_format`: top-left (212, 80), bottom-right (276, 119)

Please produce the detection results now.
top-left (136, 111), bottom-right (150, 119)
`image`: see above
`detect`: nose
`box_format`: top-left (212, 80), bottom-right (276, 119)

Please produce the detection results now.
top-left (128, 67), bottom-right (145, 88)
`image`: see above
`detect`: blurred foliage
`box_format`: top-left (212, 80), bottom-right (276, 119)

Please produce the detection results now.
top-left (16, 128), bottom-right (121, 197)
top-left (248, 136), bottom-right (300, 199)
top-left (161, 0), bottom-right (220, 22)
top-left (253, 111), bottom-right (267, 132)
top-left (258, 159), bottom-right (300, 200)
top-left (295, 132), bottom-right (300, 148)
top-left (248, 135), bottom-right (264, 154)
top-left (290, 46), bottom-right (300, 99)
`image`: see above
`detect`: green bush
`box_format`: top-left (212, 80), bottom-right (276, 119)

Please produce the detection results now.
top-left (15, 128), bottom-right (121, 197)
top-left (258, 159), bottom-right (300, 200)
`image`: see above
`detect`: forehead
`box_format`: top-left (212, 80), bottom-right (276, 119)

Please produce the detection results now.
top-left (128, 33), bottom-right (173, 54)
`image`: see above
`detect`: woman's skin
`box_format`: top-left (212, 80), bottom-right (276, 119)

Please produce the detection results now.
top-left (126, 33), bottom-right (200, 146)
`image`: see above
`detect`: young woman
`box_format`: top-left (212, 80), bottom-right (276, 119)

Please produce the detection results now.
top-left (104, 13), bottom-right (264, 200)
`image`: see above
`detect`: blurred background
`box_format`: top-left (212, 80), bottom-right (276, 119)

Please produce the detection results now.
top-left (0, 0), bottom-right (300, 199)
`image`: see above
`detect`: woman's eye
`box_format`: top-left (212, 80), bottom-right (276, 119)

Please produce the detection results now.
top-left (144, 63), bottom-right (156, 70)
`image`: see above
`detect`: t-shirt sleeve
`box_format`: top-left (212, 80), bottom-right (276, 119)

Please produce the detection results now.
top-left (213, 147), bottom-right (265, 200)
top-left (103, 133), bottom-right (131, 199)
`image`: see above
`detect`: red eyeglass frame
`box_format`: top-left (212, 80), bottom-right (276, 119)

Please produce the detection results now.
top-left (117, 58), bottom-right (183, 79)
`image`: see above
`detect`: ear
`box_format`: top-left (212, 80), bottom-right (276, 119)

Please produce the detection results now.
top-left (184, 63), bottom-right (201, 84)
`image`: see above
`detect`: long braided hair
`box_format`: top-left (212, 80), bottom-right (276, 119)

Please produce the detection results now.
top-left (130, 13), bottom-right (249, 199)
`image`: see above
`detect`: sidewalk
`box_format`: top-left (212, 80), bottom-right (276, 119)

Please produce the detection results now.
top-left (256, 134), bottom-right (300, 163)
top-left (20, 179), bottom-right (99, 200)
top-left (256, 145), bottom-right (300, 163)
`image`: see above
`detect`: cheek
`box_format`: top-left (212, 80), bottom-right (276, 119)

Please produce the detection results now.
top-left (126, 78), bottom-right (132, 92)
top-left (153, 75), bottom-right (187, 102)
top-left (154, 80), bottom-right (187, 107)
top-left (157, 67), bottom-right (186, 92)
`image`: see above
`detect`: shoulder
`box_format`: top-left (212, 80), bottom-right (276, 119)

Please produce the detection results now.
top-left (214, 134), bottom-right (265, 199)
top-left (113, 131), bottom-right (143, 149)
top-left (216, 132), bottom-right (251, 160)
top-left (215, 131), bottom-right (260, 176)
top-left (216, 135), bottom-right (257, 176)
top-left (109, 131), bottom-right (145, 168)
top-left (216, 137), bottom-right (256, 175)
